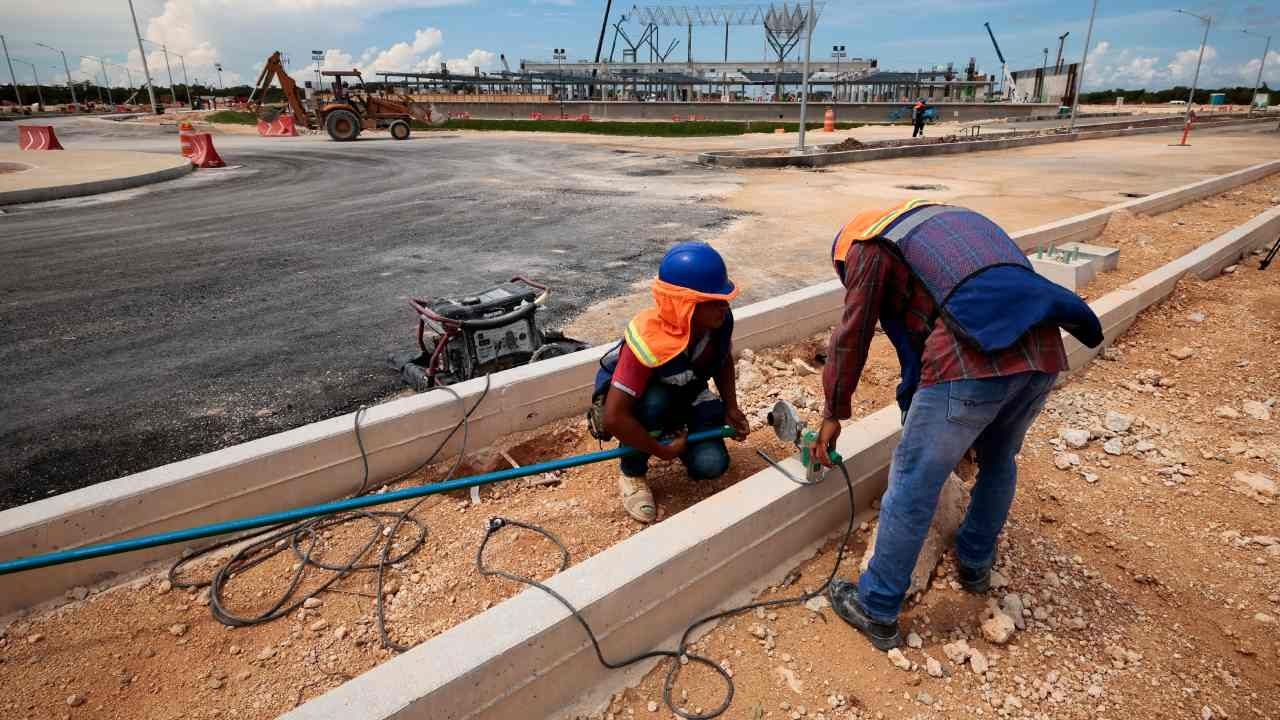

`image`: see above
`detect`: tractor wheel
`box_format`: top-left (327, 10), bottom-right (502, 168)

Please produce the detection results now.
top-left (325, 109), bottom-right (361, 142)
top-left (389, 120), bottom-right (411, 141)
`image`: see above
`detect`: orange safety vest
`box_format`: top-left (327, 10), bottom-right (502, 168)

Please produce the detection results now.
top-left (831, 199), bottom-right (938, 269)
top-left (624, 278), bottom-right (739, 368)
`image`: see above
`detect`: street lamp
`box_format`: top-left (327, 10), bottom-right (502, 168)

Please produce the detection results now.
top-left (143, 39), bottom-right (179, 108)
top-left (82, 55), bottom-right (113, 104)
top-left (34, 41), bottom-right (77, 105)
top-left (12, 59), bottom-right (43, 108)
top-left (126, 0), bottom-right (160, 114)
top-left (797, 0), bottom-right (815, 152)
top-left (832, 45), bottom-right (846, 102)
top-left (175, 51), bottom-right (193, 107)
top-left (553, 47), bottom-right (567, 117)
top-left (1242, 29), bottom-right (1272, 112)
top-left (1174, 9), bottom-right (1212, 128)
top-left (215, 62), bottom-right (224, 90)
top-left (1068, 0), bottom-right (1098, 131)
top-left (1, 35), bottom-right (20, 106)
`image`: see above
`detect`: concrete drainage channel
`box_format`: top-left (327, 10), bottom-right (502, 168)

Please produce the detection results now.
top-left (0, 161), bottom-right (1277, 715)
top-left (698, 115), bottom-right (1277, 168)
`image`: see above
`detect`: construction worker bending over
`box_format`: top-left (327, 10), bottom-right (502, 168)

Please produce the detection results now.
top-left (591, 242), bottom-right (750, 523)
top-left (810, 201), bottom-right (1103, 650)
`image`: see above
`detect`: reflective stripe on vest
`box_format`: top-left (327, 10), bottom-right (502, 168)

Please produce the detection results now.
top-left (830, 199), bottom-right (939, 272)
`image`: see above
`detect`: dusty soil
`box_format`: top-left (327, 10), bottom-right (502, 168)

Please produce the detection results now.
top-left (610, 250), bottom-right (1280, 719)
top-left (1, 177), bottom-right (1278, 720)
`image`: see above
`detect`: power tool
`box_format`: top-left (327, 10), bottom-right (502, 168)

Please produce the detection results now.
top-left (761, 399), bottom-right (843, 484)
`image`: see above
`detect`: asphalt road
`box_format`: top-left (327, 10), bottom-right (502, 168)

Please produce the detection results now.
top-left (0, 118), bottom-right (739, 508)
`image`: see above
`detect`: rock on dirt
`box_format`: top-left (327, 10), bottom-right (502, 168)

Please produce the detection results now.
top-left (1242, 401), bottom-right (1271, 421)
top-left (1001, 593), bottom-right (1027, 630)
top-left (1054, 453), bottom-right (1081, 470)
top-left (906, 632), bottom-right (923, 649)
top-left (168, 623), bottom-right (188, 637)
top-left (968, 648), bottom-right (989, 674)
top-left (1104, 411), bottom-right (1134, 433)
top-left (926, 656), bottom-right (944, 678)
top-left (1061, 429), bottom-right (1090, 449)
top-left (887, 648), bottom-right (912, 671)
top-left (1232, 471), bottom-right (1277, 503)
top-left (1215, 406), bottom-right (1242, 419)
top-left (1104, 438), bottom-right (1125, 456)
top-left (860, 473), bottom-right (968, 598)
top-left (942, 639), bottom-right (971, 664)
top-left (981, 607), bottom-right (1016, 644)
top-left (66, 693), bottom-right (85, 707)
top-left (1168, 346), bottom-right (1196, 360)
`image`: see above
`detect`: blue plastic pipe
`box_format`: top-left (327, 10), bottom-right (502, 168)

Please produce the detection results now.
top-left (0, 426), bottom-right (735, 576)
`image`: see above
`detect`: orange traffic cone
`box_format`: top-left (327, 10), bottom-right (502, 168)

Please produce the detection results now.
top-left (178, 120), bottom-right (195, 157)
top-left (189, 133), bottom-right (226, 168)
top-left (823, 107), bottom-right (836, 132)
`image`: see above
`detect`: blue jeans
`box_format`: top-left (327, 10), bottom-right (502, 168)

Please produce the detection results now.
top-left (619, 383), bottom-right (730, 481)
top-left (858, 371), bottom-right (1057, 623)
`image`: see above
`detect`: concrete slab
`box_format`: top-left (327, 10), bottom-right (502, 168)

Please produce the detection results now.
top-left (0, 148), bottom-right (192, 204)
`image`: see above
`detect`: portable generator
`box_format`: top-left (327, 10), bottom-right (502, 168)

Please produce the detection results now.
top-left (392, 276), bottom-right (587, 389)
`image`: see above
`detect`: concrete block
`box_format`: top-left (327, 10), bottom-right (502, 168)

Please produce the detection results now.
top-left (1029, 253), bottom-right (1098, 291)
top-left (1056, 241), bottom-right (1120, 271)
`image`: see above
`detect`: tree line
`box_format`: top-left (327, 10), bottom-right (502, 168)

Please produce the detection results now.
top-left (1080, 84), bottom-right (1273, 105)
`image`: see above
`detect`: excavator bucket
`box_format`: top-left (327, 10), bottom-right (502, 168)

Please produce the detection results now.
top-left (408, 102), bottom-right (448, 127)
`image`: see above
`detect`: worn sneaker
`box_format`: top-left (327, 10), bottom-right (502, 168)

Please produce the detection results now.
top-left (618, 473), bottom-right (657, 523)
top-left (826, 579), bottom-right (901, 651)
top-left (958, 563), bottom-right (991, 593)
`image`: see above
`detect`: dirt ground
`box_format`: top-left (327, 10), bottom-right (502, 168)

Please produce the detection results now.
top-left (1, 177), bottom-right (1278, 720)
top-left (611, 252), bottom-right (1280, 720)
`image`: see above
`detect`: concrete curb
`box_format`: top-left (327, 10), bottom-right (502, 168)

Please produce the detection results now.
top-left (0, 157), bottom-right (193, 205)
top-left (280, 189), bottom-right (1280, 720)
top-left (698, 116), bottom-right (1274, 168)
top-left (0, 160), bottom-right (1277, 619)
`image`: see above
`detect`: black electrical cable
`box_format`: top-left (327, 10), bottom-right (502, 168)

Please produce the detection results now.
top-left (170, 377), bottom-right (490, 645)
top-left (478, 462), bottom-right (858, 720)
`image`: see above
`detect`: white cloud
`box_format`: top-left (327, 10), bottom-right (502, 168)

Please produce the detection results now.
top-left (1167, 44), bottom-right (1217, 83)
top-left (445, 49), bottom-right (499, 75)
top-left (1239, 50), bottom-right (1280, 86)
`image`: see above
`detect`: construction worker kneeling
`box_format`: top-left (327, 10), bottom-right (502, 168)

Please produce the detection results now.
top-left (589, 242), bottom-right (750, 523)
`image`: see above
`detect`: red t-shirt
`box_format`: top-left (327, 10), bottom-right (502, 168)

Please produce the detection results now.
top-left (610, 334), bottom-right (725, 398)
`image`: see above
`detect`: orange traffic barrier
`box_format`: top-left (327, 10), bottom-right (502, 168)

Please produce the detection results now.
top-left (257, 115), bottom-right (299, 137)
top-left (672, 114), bottom-right (683, 122)
top-left (823, 107), bottom-right (835, 132)
top-left (18, 125), bottom-right (64, 150)
top-left (178, 120), bottom-right (196, 157)
top-left (577, 113), bottom-right (592, 121)
top-left (189, 133), bottom-right (226, 168)
top-left (530, 112), bottom-right (544, 120)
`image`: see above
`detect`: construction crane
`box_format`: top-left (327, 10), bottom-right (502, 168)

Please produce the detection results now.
top-left (984, 21), bottom-right (1014, 101)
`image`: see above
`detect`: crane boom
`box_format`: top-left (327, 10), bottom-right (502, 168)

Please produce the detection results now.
top-left (984, 22), bottom-right (1006, 64)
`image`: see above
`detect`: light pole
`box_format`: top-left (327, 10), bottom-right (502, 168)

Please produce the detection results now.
top-left (1068, 0), bottom-right (1098, 131)
top-left (1, 35), bottom-right (20, 106)
top-left (1242, 29), bottom-right (1271, 111)
top-left (13, 59), bottom-right (43, 108)
top-left (175, 51), bottom-right (192, 107)
top-left (832, 45), bottom-right (846, 102)
top-left (215, 62), bottom-right (224, 90)
top-left (1040, 47), bottom-right (1049, 102)
top-left (143, 40), bottom-right (178, 107)
top-left (126, 0), bottom-right (160, 114)
top-left (35, 42), bottom-right (77, 106)
top-left (553, 48), bottom-right (567, 117)
top-left (83, 56), bottom-right (113, 104)
top-left (797, 0), bottom-right (815, 151)
top-left (1175, 9), bottom-right (1211, 128)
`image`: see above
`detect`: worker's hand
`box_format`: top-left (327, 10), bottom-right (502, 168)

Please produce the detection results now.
top-left (725, 404), bottom-right (750, 442)
top-left (654, 431), bottom-right (689, 461)
top-left (811, 418), bottom-right (842, 468)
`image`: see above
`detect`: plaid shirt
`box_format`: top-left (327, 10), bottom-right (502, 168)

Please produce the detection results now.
top-left (822, 241), bottom-right (1067, 420)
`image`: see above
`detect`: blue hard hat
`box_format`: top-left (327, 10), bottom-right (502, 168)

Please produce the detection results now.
top-left (658, 242), bottom-right (736, 296)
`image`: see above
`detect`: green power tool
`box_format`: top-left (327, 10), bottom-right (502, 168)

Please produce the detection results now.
top-left (762, 399), bottom-right (843, 484)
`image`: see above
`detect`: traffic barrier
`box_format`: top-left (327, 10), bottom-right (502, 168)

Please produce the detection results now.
top-left (178, 120), bottom-right (196, 158)
top-left (257, 115), bottom-right (299, 137)
top-left (577, 113), bottom-right (592, 121)
top-left (17, 125), bottom-right (64, 151)
top-left (823, 106), bottom-right (835, 132)
top-left (189, 133), bottom-right (226, 169)
top-left (672, 114), bottom-right (683, 122)
top-left (530, 112), bottom-right (544, 120)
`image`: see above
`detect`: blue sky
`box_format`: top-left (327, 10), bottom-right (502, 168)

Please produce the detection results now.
top-left (3, 1), bottom-right (1277, 93)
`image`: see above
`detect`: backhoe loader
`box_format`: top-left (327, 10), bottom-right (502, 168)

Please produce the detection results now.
top-left (249, 51), bottom-right (442, 141)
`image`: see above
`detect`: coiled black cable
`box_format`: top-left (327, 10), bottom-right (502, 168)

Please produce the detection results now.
top-left (170, 377), bottom-right (490, 646)
top-left (478, 462), bottom-right (858, 720)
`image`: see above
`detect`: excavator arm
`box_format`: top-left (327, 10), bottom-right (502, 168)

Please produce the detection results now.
top-left (249, 51), bottom-right (313, 129)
